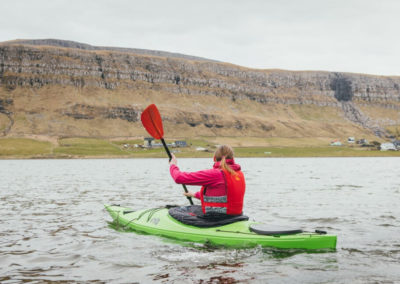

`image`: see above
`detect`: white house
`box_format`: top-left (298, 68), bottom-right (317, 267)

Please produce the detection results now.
top-left (393, 140), bottom-right (400, 150)
top-left (330, 140), bottom-right (342, 146)
top-left (380, 142), bottom-right (397, 151)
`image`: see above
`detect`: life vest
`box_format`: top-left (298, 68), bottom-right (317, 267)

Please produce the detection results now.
top-left (200, 169), bottom-right (245, 215)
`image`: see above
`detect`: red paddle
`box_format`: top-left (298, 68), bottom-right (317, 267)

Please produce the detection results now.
top-left (141, 104), bottom-right (194, 205)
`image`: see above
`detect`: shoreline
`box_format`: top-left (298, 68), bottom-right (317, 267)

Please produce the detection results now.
top-left (2, 156), bottom-right (400, 160)
top-left (1, 136), bottom-right (400, 159)
top-left (2, 150), bottom-right (400, 159)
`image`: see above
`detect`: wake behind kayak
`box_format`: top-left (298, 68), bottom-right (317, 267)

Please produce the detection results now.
top-left (105, 204), bottom-right (337, 250)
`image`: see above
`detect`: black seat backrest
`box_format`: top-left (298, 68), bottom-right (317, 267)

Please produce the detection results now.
top-left (169, 205), bottom-right (249, 228)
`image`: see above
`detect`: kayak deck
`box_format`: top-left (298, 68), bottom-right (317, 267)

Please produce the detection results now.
top-left (105, 205), bottom-right (337, 250)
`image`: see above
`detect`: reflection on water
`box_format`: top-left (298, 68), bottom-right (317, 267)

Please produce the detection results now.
top-left (1, 158), bottom-right (400, 283)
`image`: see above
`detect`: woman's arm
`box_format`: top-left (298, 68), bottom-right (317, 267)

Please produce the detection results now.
top-left (183, 191), bottom-right (201, 200)
top-left (170, 164), bottom-right (221, 186)
top-left (169, 153), bottom-right (222, 201)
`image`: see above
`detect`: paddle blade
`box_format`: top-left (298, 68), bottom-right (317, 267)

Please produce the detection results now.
top-left (141, 104), bottom-right (164, 139)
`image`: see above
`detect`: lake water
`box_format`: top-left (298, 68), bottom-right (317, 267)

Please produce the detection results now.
top-left (1, 158), bottom-right (399, 283)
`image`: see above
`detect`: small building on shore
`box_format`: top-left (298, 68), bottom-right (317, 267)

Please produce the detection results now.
top-left (144, 137), bottom-right (154, 147)
top-left (330, 140), bottom-right (342, 146)
top-left (380, 142), bottom-right (397, 151)
top-left (393, 140), bottom-right (400, 150)
top-left (175, 140), bottom-right (187, 147)
top-left (357, 138), bottom-right (368, 145)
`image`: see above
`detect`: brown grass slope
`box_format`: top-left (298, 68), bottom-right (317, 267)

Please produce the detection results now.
top-left (0, 39), bottom-right (399, 147)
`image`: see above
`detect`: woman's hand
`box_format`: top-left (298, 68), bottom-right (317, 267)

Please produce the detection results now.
top-left (169, 153), bottom-right (178, 166)
top-left (183, 192), bottom-right (195, 198)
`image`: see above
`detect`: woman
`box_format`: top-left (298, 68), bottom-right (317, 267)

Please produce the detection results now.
top-left (169, 145), bottom-right (245, 215)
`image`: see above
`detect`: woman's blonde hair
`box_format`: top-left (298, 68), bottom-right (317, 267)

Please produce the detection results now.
top-left (214, 145), bottom-right (236, 175)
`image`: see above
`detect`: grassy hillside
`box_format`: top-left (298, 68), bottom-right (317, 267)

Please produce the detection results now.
top-left (1, 136), bottom-right (399, 158)
top-left (0, 85), bottom-right (384, 139)
top-left (1, 84), bottom-right (397, 158)
top-left (1, 41), bottom-right (399, 158)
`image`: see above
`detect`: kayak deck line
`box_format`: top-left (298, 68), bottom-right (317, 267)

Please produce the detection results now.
top-left (109, 206), bottom-right (167, 230)
top-left (105, 204), bottom-right (337, 250)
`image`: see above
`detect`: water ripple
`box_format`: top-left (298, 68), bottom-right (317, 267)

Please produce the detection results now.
top-left (1, 158), bottom-right (400, 283)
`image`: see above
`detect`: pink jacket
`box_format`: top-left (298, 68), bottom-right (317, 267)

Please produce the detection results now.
top-left (169, 159), bottom-right (241, 199)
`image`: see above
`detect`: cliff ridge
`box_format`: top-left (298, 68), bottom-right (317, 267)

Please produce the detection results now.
top-left (1, 39), bottom-right (399, 141)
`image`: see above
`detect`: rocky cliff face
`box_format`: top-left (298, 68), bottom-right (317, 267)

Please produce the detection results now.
top-left (0, 40), bottom-right (399, 139)
top-left (5, 39), bottom-right (217, 62)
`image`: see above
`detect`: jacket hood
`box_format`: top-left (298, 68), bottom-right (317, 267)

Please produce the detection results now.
top-left (213, 158), bottom-right (241, 171)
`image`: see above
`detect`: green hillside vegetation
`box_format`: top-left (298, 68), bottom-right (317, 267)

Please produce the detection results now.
top-left (0, 138), bottom-right (53, 157)
top-left (1, 137), bottom-right (399, 158)
top-left (54, 138), bottom-right (126, 156)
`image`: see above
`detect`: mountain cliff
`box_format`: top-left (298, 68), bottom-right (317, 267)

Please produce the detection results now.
top-left (1, 39), bottom-right (399, 142)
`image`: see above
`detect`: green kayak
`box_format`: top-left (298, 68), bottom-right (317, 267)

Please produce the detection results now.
top-left (105, 204), bottom-right (337, 250)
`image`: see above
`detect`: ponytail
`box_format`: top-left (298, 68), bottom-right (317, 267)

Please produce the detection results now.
top-left (220, 156), bottom-right (236, 176)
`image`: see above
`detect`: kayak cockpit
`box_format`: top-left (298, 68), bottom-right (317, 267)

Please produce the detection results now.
top-left (168, 205), bottom-right (249, 228)
top-left (169, 206), bottom-right (303, 236)
top-left (169, 206), bottom-right (308, 237)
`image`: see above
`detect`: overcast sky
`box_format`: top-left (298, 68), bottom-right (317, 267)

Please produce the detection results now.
top-left (1, 0), bottom-right (399, 75)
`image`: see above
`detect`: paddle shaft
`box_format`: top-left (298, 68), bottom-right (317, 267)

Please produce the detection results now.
top-left (161, 138), bottom-right (194, 205)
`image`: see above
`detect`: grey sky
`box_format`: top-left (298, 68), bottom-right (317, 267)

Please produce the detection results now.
top-left (1, 0), bottom-right (399, 75)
